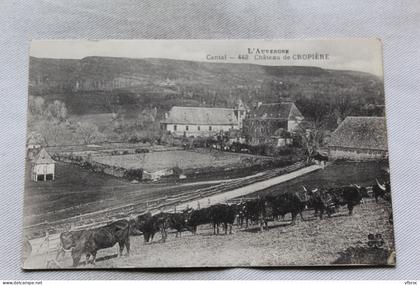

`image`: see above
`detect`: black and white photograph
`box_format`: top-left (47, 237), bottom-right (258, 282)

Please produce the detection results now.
top-left (22, 39), bottom-right (395, 269)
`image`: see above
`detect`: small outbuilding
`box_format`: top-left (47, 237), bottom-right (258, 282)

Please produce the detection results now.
top-left (142, 168), bottom-right (174, 181)
top-left (329, 116), bottom-right (388, 161)
top-left (31, 148), bottom-right (56, 181)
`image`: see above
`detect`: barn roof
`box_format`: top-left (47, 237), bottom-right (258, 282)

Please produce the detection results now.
top-left (162, 106), bottom-right (238, 125)
top-left (33, 148), bottom-right (55, 164)
top-left (250, 102), bottom-right (303, 120)
top-left (329, 116), bottom-right (388, 150)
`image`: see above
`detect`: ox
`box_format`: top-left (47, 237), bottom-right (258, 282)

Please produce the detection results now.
top-left (186, 207), bottom-right (212, 235)
top-left (372, 179), bottom-right (392, 203)
top-left (161, 212), bottom-right (192, 238)
top-left (265, 192), bottom-right (307, 226)
top-left (71, 220), bottom-right (130, 267)
top-left (134, 212), bottom-right (167, 243)
top-left (327, 185), bottom-right (368, 216)
top-left (240, 198), bottom-right (268, 231)
top-left (208, 204), bottom-right (239, 235)
top-left (305, 187), bottom-right (335, 219)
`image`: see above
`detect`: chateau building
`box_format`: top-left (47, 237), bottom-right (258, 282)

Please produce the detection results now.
top-left (161, 102), bottom-right (247, 137)
top-left (244, 102), bottom-right (304, 145)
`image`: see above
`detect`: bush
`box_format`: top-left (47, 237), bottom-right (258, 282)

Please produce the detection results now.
top-left (128, 136), bottom-right (140, 143)
top-left (125, 168), bottom-right (143, 180)
top-left (135, 148), bottom-right (150, 154)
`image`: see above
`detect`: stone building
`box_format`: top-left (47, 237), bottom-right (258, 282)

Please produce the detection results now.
top-left (329, 116), bottom-right (388, 160)
top-left (244, 102), bottom-right (304, 145)
top-left (161, 101), bottom-right (247, 137)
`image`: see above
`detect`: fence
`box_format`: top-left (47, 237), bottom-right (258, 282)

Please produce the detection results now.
top-left (24, 161), bottom-right (310, 240)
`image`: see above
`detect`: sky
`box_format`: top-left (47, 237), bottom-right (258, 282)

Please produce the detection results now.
top-left (30, 39), bottom-right (383, 77)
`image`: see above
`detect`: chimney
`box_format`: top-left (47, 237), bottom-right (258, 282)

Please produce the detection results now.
top-left (257, 101), bottom-right (263, 108)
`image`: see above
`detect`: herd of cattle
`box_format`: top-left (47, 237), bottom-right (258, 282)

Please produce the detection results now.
top-left (53, 179), bottom-right (392, 267)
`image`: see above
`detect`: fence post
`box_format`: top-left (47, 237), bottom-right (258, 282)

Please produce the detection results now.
top-left (208, 198), bottom-right (211, 206)
top-left (197, 201), bottom-right (200, 209)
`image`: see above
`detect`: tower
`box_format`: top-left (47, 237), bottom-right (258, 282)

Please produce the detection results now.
top-left (234, 99), bottom-right (248, 129)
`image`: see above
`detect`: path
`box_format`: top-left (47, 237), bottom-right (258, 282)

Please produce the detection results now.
top-left (167, 164), bottom-right (323, 211)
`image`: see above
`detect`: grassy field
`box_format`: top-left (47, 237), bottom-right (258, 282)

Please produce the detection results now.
top-left (24, 196), bottom-right (394, 268)
top-left (23, 162), bottom-right (210, 227)
top-left (91, 150), bottom-right (273, 172)
top-left (24, 160), bottom-right (390, 229)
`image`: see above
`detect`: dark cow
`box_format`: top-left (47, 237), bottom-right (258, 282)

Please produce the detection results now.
top-left (186, 207), bottom-right (212, 234)
top-left (208, 204), bottom-right (239, 235)
top-left (71, 220), bottom-right (130, 267)
top-left (134, 212), bottom-right (167, 243)
top-left (372, 179), bottom-right (392, 203)
top-left (163, 212), bottom-right (192, 237)
top-left (56, 229), bottom-right (85, 260)
top-left (327, 185), bottom-right (368, 215)
top-left (306, 188), bottom-right (335, 219)
top-left (240, 198), bottom-right (268, 231)
top-left (265, 192), bottom-right (307, 225)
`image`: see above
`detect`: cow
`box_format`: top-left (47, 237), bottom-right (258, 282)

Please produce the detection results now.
top-left (186, 207), bottom-right (212, 235)
top-left (134, 212), bottom-right (167, 243)
top-left (240, 198), bottom-right (268, 231)
top-left (163, 212), bottom-right (192, 238)
top-left (56, 229), bottom-right (85, 261)
top-left (327, 185), bottom-right (368, 216)
top-left (305, 188), bottom-right (335, 219)
top-left (71, 219), bottom-right (130, 267)
top-left (207, 204), bottom-right (239, 235)
top-left (372, 179), bottom-right (392, 203)
top-left (265, 192), bottom-right (307, 225)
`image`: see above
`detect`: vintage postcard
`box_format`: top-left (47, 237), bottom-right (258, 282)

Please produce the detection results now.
top-left (22, 39), bottom-right (395, 269)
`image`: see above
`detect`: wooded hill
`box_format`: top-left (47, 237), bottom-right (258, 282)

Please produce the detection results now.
top-left (29, 56), bottom-right (384, 116)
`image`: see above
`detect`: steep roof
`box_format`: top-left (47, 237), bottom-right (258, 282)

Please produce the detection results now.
top-left (33, 148), bottom-right (55, 164)
top-left (250, 102), bottom-right (303, 120)
top-left (329, 116), bottom-right (388, 150)
top-left (162, 106), bottom-right (238, 125)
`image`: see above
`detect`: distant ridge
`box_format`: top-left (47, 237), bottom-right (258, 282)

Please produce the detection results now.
top-left (28, 56), bottom-right (384, 115)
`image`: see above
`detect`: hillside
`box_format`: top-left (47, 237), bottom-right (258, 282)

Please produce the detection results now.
top-left (28, 56), bottom-right (384, 115)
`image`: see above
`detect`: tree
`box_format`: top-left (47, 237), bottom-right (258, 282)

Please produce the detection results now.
top-left (333, 95), bottom-right (354, 126)
top-left (28, 96), bottom-right (45, 116)
top-left (45, 100), bottom-right (68, 123)
top-left (294, 96), bottom-right (334, 161)
top-left (39, 120), bottom-right (65, 146)
top-left (294, 121), bottom-right (325, 161)
top-left (76, 122), bottom-right (102, 144)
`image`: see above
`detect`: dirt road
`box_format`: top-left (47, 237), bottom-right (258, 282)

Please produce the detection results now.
top-left (172, 164), bottom-right (322, 211)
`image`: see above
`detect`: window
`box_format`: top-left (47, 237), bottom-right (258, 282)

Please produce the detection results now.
top-left (209, 126), bottom-right (212, 131)
top-left (37, 174), bottom-right (44, 181)
top-left (186, 125), bottom-right (189, 131)
top-left (174, 125), bottom-right (177, 131)
top-left (198, 126), bottom-right (201, 131)
top-left (46, 174), bottom-right (53, 181)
